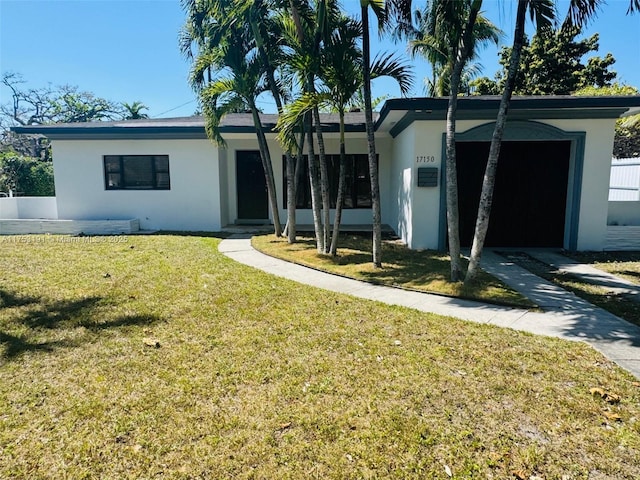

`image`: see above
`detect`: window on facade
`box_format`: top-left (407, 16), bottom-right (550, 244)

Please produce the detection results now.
top-left (283, 154), bottom-right (375, 209)
top-left (104, 155), bottom-right (170, 190)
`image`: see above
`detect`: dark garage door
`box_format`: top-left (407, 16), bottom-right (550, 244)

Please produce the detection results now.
top-left (456, 140), bottom-right (571, 248)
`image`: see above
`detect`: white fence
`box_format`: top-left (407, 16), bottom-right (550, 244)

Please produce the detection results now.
top-left (0, 196), bottom-right (58, 219)
top-left (0, 196), bottom-right (139, 235)
top-left (610, 158), bottom-right (640, 201)
top-left (607, 159), bottom-right (640, 250)
top-left (0, 218), bottom-right (140, 235)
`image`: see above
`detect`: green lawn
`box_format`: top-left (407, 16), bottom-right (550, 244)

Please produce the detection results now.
top-left (252, 233), bottom-right (534, 308)
top-left (1, 234), bottom-right (639, 478)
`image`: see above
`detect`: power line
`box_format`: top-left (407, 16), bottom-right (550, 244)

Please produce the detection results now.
top-left (153, 100), bottom-right (197, 118)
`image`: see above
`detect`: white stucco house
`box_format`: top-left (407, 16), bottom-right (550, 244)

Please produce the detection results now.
top-left (7, 95), bottom-right (640, 251)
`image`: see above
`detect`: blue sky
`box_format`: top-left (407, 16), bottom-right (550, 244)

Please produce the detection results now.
top-left (1, 0), bottom-right (639, 119)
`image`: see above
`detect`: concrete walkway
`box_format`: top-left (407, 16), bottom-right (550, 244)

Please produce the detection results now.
top-left (527, 250), bottom-right (640, 303)
top-left (219, 235), bottom-right (640, 379)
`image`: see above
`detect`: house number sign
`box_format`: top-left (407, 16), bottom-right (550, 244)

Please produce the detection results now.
top-left (416, 155), bottom-right (436, 163)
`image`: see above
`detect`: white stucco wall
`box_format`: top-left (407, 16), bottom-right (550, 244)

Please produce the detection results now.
top-left (44, 113), bottom-right (618, 248)
top-left (0, 197), bottom-right (58, 219)
top-left (52, 139), bottom-right (222, 231)
top-left (390, 124), bottom-right (415, 248)
top-left (387, 116), bottom-right (618, 251)
top-left (409, 121), bottom-right (446, 250)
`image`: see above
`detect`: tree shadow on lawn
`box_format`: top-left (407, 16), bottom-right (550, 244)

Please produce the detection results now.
top-left (1, 288), bottom-right (162, 362)
top-left (291, 235), bottom-right (465, 290)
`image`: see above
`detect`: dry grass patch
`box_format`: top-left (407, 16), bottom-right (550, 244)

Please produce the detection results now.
top-left (504, 252), bottom-right (640, 328)
top-left (566, 251), bottom-right (640, 286)
top-left (1, 234), bottom-right (639, 478)
top-left (252, 233), bottom-right (533, 307)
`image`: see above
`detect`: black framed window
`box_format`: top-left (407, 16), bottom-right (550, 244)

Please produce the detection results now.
top-left (283, 154), bottom-right (375, 209)
top-left (104, 155), bottom-right (170, 190)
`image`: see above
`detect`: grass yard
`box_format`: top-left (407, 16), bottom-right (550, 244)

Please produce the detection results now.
top-left (1, 234), bottom-right (640, 478)
top-left (502, 252), bottom-right (640, 329)
top-left (565, 251), bottom-right (640, 286)
top-left (252, 233), bottom-right (534, 308)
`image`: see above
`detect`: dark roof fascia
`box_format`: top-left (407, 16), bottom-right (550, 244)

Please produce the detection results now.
top-left (377, 96), bottom-right (640, 134)
top-left (222, 123), bottom-right (366, 135)
top-left (388, 107), bottom-right (630, 138)
top-left (11, 121), bottom-right (367, 140)
top-left (11, 126), bottom-right (209, 140)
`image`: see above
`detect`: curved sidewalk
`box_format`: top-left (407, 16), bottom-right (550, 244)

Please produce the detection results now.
top-left (219, 234), bottom-right (640, 379)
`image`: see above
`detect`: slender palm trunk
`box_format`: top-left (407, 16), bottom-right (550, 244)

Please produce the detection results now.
top-left (361, 4), bottom-right (382, 268)
top-left (330, 110), bottom-right (347, 256)
top-left (286, 124), bottom-right (307, 242)
top-left (313, 106), bottom-right (331, 253)
top-left (268, 78), bottom-right (297, 242)
top-left (306, 109), bottom-right (324, 253)
top-left (254, 36), bottom-right (296, 242)
top-left (250, 104), bottom-right (282, 236)
top-left (445, 67), bottom-right (463, 282)
top-left (285, 149), bottom-right (296, 242)
top-left (445, 0), bottom-right (482, 282)
top-left (295, 126), bottom-right (306, 196)
top-left (465, 0), bottom-right (527, 283)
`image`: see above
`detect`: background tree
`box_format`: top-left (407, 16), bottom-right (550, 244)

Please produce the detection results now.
top-left (575, 83), bottom-right (640, 158)
top-left (123, 101), bottom-right (149, 119)
top-left (0, 152), bottom-right (54, 196)
top-left (394, 1), bottom-right (501, 97)
top-left (1, 72), bottom-right (147, 196)
top-left (471, 26), bottom-right (617, 95)
top-left (1, 72), bottom-right (130, 160)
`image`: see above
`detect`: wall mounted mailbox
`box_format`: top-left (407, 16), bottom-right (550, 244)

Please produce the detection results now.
top-left (417, 167), bottom-right (438, 187)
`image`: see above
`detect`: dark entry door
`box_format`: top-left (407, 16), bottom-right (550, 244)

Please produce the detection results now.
top-left (236, 151), bottom-right (269, 222)
top-left (456, 141), bottom-right (571, 248)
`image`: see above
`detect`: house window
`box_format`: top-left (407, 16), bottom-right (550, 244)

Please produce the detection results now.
top-left (104, 155), bottom-right (170, 190)
top-left (283, 154), bottom-right (375, 209)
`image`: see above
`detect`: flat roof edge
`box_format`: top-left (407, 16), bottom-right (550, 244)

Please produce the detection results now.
top-left (376, 95), bottom-right (640, 130)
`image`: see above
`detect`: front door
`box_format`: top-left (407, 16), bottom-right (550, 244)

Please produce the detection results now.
top-left (236, 151), bottom-right (269, 222)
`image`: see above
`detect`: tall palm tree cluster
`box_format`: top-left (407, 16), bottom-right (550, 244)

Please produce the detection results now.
top-left (181, 0), bottom-right (638, 279)
top-left (180, 0), bottom-right (412, 262)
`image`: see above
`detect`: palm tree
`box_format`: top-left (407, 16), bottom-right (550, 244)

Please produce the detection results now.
top-left (396, 2), bottom-right (500, 97)
top-left (278, 17), bottom-right (412, 256)
top-left (393, 0), bottom-right (486, 281)
top-left (122, 101), bottom-right (149, 120)
top-left (181, 0), bottom-right (283, 236)
top-left (464, 0), bottom-right (634, 282)
top-left (360, 0), bottom-right (387, 267)
top-left (357, 0), bottom-right (416, 267)
top-left (240, 0), bottom-right (299, 243)
top-left (280, 0), bottom-right (325, 252)
top-left (280, 0), bottom-right (347, 254)
top-left (314, 16), bottom-right (364, 255)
